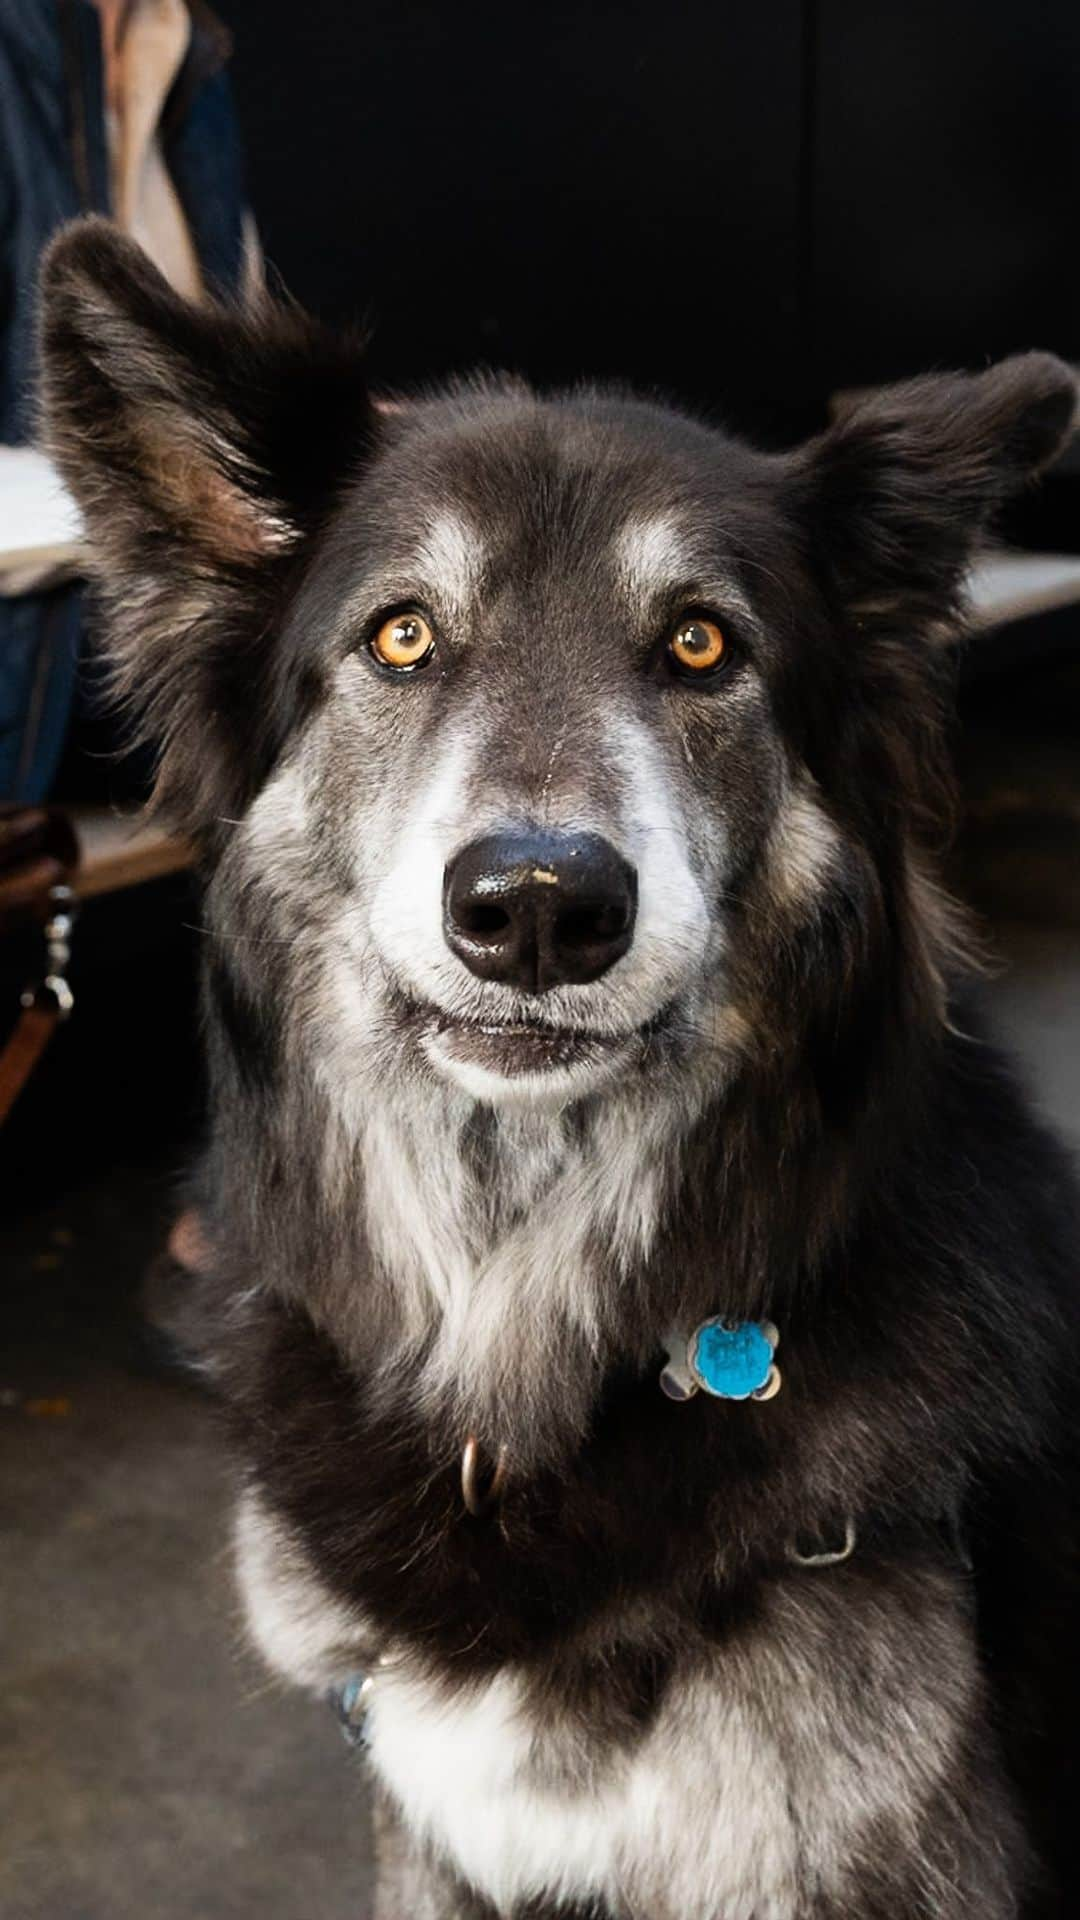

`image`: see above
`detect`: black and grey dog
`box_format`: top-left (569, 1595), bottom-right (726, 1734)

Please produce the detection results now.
top-left (42, 220), bottom-right (1080, 1920)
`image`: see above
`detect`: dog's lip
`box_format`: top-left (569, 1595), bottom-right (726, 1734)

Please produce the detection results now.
top-left (399, 996), bottom-right (670, 1075)
top-left (425, 1011), bottom-right (631, 1076)
top-left (429, 1011), bottom-right (625, 1045)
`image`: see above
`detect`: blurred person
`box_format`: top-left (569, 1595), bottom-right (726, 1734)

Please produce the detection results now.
top-left (0, 0), bottom-right (259, 803)
top-left (0, 0), bottom-right (254, 1337)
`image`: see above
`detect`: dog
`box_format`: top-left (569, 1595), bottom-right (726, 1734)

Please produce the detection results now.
top-left (41, 218), bottom-right (1080, 1920)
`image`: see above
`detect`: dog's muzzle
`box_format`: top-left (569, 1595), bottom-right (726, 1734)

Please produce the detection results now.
top-left (442, 829), bottom-right (637, 993)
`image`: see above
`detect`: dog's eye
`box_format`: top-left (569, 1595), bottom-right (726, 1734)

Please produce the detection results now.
top-left (370, 612), bottom-right (436, 672)
top-left (667, 616), bottom-right (729, 678)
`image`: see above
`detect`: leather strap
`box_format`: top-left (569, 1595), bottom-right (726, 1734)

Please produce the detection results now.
top-left (0, 1002), bottom-right (61, 1126)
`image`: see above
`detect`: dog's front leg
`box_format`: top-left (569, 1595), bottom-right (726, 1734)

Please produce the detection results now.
top-left (373, 1800), bottom-right (622, 1920)
top-left (372, 1796), bottom-right (498, 1920)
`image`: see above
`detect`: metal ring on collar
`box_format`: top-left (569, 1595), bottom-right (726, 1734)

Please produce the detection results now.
top-left (461, 1435), bottom-right (509, 1517)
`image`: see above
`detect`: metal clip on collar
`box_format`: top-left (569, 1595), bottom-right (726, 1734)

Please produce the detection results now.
top-left (787, 1516), bottom-right (858, 1569)
top-left (22, 884), bottom-right (76, 1019)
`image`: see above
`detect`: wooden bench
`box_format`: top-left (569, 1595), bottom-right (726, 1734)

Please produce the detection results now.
top-left (70, 807), bottom-right (192, 899)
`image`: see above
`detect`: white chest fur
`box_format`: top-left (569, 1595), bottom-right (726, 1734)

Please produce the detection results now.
top-left (365, 1575), bottom-right (969, 1920)
top-left (367, 1659), bottom-right (803, 1918)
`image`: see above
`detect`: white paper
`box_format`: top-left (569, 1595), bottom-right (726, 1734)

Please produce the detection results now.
top-left (0, 445), bottom-right (85, 592)
top-left (966, 549), bottom-right (1080, 629)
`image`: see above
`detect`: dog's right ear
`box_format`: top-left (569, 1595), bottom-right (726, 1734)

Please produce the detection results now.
top-left (39, 218), bottom-right (375, 832)
top-left (793, 353), bottom-right (1077, 634)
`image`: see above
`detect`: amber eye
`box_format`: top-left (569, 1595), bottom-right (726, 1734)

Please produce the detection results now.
top-left (370, 611), bottom-right (436, 671)
top-left (667, 615), bottom-right (729, 677)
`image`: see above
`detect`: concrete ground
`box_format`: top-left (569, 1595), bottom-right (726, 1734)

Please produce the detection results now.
top-left (1, 1162), bottom-right (376, 1920)
top-left (1, 920), bottom-right (1077, 1920)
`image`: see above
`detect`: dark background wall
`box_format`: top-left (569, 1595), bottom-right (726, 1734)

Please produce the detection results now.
top-left (221, 1), bottom-right (807, 437)
top-left (813, 0), bottom-right (1080, 394)
top-left (220, 1), bottom-right (1079, 447)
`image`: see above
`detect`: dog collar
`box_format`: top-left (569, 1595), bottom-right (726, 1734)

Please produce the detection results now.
top-left (660, 1317), bottom-right (781, 1403)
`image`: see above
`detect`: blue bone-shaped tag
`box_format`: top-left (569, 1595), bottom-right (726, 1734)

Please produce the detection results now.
top-left (660, 1318), bottom-right (781, 1403)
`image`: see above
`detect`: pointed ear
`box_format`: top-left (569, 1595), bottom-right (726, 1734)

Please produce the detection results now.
top-left (38, 218), bottom-right (375, 830)
top-left (795, 353), bottom-right (1077, 629)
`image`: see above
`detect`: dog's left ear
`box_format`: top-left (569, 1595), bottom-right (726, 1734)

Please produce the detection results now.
top-left (795, 353), bottom-right (1077, 628)
top-left (39, 218), bottom-right (375, 831)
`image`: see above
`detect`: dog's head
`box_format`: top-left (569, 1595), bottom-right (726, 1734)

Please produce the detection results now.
top-left (41, 223), bottom-right (1076, 1116)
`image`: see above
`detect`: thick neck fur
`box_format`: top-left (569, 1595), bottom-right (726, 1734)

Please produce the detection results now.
top-left (356, 1068), bottom-right (696, 1443)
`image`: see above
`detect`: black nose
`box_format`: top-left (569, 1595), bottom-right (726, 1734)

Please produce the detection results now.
top-left (443, 830), bottom-right (637, 992)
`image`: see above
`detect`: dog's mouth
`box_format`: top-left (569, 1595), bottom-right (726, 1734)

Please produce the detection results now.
top-left (396, 995), bottom-right (670, 1086)
top-left (427, 1012), bottom-right (630, 1077)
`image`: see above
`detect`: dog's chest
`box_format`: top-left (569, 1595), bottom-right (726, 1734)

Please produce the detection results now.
top-left (365, 1572), bottom-right (968, 1920)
